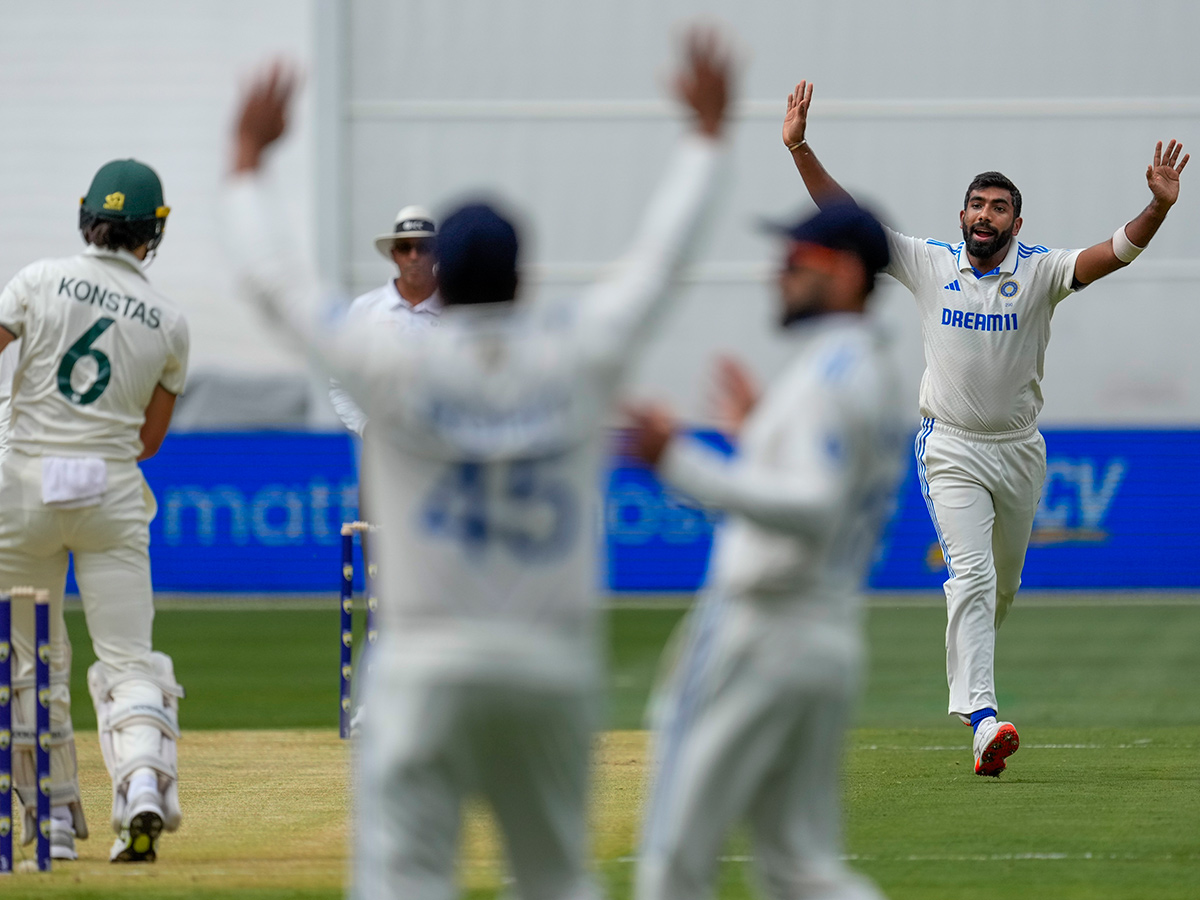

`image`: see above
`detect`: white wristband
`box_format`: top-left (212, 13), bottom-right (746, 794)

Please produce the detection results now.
top-left (1112, 224), bottom-right (1145, 263)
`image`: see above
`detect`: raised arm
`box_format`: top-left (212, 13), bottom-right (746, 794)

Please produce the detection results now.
top-left (223, 64), bottom-right (411, 409)
top-left (1073, 140), bottom-right (1189, 286)
top-left (782, 81), bottom-right (854, 209)
top-left (574, 27), bottom-right (732, 365)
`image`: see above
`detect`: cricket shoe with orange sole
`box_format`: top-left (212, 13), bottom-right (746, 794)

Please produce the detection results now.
top-left (973, 717), bottom-right (1019, 777)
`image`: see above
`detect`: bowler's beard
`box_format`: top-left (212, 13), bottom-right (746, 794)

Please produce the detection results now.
top-left (781, 286), bottom-right (830, 328)
top-left (962, 221), bottom-right (1013, 262)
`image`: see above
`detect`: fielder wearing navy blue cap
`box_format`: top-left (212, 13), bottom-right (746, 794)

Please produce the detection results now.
top-left (624, 181), bottom-right (903, 900)
top-left (224, 30), bottom-right (735, 900)
top-left (761, 202), bottom-right (890, 327)
top-left (763, 201), bottom-right (890, 280)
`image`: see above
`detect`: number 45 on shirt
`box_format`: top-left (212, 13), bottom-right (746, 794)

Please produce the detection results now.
top-left (420, 459), bottom-right (578, 562)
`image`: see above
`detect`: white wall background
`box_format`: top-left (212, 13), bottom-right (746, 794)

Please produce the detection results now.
top-left (3, 1), bottom-right (1198, 426)
top-left (0, 0), bottom-right (320, 378)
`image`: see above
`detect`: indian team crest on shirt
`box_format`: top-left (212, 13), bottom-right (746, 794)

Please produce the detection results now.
top-left (999, 279), bottom-right (1020, 298)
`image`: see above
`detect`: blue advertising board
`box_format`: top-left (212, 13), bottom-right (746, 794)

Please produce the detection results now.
top-left (875, 430), bottom-right (1200, 589)
top-left (140, 432), bottom-right (360, 592)
top-left (121, 429), bottom-right (1200, 592)
top-left (604, 431), bottom-right (731, 592)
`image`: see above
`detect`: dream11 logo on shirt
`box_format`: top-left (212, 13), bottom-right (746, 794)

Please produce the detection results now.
top-left (940, 307), bottom-right (1020, 332)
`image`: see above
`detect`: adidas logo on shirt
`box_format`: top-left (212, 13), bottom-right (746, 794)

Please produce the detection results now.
top-left (943, 280), bottom-right (961, 292)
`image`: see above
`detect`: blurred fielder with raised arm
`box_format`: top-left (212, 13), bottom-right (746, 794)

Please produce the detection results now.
top-left (223, 29), bottom-right (731, 900)
top-left (782, 81), bottom-right (1188, 776)
top-left (0, 159), bottom-right (189, 861)
top-left (628, 203), bottom-right (905, 900)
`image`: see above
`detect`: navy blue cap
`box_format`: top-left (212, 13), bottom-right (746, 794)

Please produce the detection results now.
top-left (436, 202), bottom-right (520, 305)
top-left (764, 202), bottom-right (890, 276)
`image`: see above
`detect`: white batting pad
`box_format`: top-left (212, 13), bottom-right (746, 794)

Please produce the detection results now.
top-left (87, 652), bottom-right (184, 833)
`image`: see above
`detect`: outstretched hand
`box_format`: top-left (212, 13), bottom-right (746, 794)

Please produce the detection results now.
top-left (711, 355), bottom-right (759, 436)
top-left (622, 401), bottom-right (679, 468)
top-left (1147, 139), bottom-right (1189, 208)
top-left (233, 62), bottom-right (299, 174)
top-left (782, 81), bottom-right (813, 148)
top-left (675, 26), bottom-right (734, 139)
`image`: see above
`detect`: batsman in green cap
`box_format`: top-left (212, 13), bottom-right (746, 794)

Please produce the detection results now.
top-left (0, 158), bottom-right (189, 863)
top-left (78, 159), bottom-right (172, 261)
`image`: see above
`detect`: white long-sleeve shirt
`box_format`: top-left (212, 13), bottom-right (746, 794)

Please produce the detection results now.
top-left (225, 133), bottom-right (723, 678)
top-left (885, 229), bottom-right (1081, 435)
top-left (662, 314), bottom-right (907, 614)
top-left (328, 283), bottom-right (443, 435)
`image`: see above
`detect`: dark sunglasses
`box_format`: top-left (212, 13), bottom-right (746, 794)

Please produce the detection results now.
top-left (394, 240), bottom-right (435, 255)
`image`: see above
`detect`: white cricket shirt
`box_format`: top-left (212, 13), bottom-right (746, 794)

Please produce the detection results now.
top-left (0, 246), bottom-right (189, 461)
top-left (886, 229), bottom-right (1081, 434)
top-left (225, 133), bottom-right (723, 678)
top-left (663, 314), bottom-right (907, 614)
top-left (329, 283), bottom-right (443, 435)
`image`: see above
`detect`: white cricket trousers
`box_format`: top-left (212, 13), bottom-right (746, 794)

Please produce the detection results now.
top-left (0, 449), bottom-right (162, 811)
top-left (915, 419), bottom-right (1046, 720)
top-left (637, 593), bottom-right (885, 900)
top-left (352, 638), bottom-right (601, 900)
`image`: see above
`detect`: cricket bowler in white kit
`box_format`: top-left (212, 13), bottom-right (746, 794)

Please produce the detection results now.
top-left (223, 32), bottom-right (731, 900)
top-left (783, 80), bottom-right (1189, 775)
top-left (0, 159), bottom-right (189, 860)
top-left (627, 203), bottom-right (906, 900)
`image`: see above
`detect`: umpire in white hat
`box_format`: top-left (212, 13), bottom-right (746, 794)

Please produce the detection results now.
top-left (329, 205), bottom-right (443, 437)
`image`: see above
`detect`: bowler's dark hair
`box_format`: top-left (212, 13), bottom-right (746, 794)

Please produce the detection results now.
top-left (964, 172), bottom-right (1021, 219)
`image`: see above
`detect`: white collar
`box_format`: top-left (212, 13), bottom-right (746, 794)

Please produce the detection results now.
top-left (957, 238), bottom-right (1019, 278)
top-left (83, 244), bottom-right (148, 280)
top-left (390, 280), bottom-right (442, 315)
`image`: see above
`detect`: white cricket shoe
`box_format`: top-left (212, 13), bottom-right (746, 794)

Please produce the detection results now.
top-left (50, 818), bottom-right (78, 861)
top-left (973, 717), bottom-right (1020, 777)
top-left (110, 791), bottom-right (164, 863)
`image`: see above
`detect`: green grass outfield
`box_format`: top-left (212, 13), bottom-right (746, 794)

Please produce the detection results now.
top-left (27, 593), bottom-right (1200, 898)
